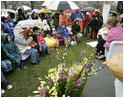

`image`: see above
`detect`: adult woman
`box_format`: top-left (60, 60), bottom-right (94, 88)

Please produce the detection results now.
top-left (96, 17), bottom-right (123, 59)
top-left (14, 28), bottom-right (39, 64)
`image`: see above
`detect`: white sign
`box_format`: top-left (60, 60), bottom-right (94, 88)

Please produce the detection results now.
top-left (102, 4), bottom-right (111, 25)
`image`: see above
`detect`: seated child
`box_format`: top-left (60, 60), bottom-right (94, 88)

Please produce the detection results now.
top-left (24, 29), bottom-right (39, 51)
top-left (42, 19), bottom-right (50, 37)
top-left (59, 23), bottom-right (71, 46)
top-left (32, 27), bottom-right (50, 56)
top-left (1, 33), bottom-right (26, 70)
top-left (72, 20), bottom-right (83, 43)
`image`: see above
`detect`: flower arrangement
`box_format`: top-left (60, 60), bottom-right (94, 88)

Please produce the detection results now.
top-left (31, 46), bottom-right (105, 97)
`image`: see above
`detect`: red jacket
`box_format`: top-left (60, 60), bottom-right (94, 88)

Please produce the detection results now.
top-left (37, 34), bottom-right (45, 51)
top-left (83, 14), bottom-right (90, 26)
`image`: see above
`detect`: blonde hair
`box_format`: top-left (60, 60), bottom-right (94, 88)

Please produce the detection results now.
top-left (107, 17), bottom-right (119, 27)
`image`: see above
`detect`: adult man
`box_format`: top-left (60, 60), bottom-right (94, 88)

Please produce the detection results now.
top-left (70, 9), bottom-right (83, 32)
top-left (89, 11), bottom-right (103, 39)
top-left (59, 10), bottom-right (68, 26)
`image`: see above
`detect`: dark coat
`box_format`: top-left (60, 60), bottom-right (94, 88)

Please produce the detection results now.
top-left (89, 13), bottom-right (103, 30)
top-left (72, 21), bottom-right (80, 35)
top-left (52, 13), bottom-right (60, 26)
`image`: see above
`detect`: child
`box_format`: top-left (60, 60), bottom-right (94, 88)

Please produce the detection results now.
top-left (72, 20), bottom-right (82, 43)
top-left (1, 33), bottom-right (26, 70)
top-left (7, 15), bottom-right (16, 34)
top-left (1, 16), bottom-right (14, 41)
top-left (24, 29), bottom-right (39, 51)
top-left (59, 23), bottom-right (71, 46)
top-left (32, 27), bottom-right (50, 57)
top-left (42, 19), bottom-right (50, 37)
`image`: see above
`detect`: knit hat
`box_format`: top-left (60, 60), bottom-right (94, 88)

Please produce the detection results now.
top-left (33, 26), bottom-right (40, 32)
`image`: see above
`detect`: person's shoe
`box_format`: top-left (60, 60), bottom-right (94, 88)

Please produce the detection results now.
top-left (22, 66), bottom-right (27, 69)
top-left (6, 72), bottom-right (10, 76)
top-left (97, 55), bottom-right (105, 60)
top-left (16, 68), bottom-right (20, 71)
top-left (47, 53), bottom-right (51, 55)
top-left (31, 63), bottom-right (37, 65)
top-left (9, 70), bottom-right (14, 74)
top-left (7, 84), bottom-right (13, 89)
top-left (1, 89), bottom-right (5, 94)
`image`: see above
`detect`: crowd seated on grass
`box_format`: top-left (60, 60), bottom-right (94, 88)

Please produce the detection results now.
top-left (1, 6), bottom-right (123, 95)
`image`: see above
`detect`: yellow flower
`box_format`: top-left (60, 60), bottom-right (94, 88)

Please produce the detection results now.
top-left (83, 57), bottom-right (89, 64)
top-left (46, 85), bottom-right (50, 90)
top-left (40, 81), bottom-right (46, 84)
top-left (51, 90), bottom-right (58, 97)
top-left (38, 87), bottom-right (41, 90)
top-left (64, 68), bottom-right (68, 72)
top-left (48, 68), bottom-right (56, 73)
top-left (92, 69), bottom-right (97, 75)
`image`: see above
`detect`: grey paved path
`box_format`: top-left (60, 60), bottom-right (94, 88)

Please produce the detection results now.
top-left (83, 60), bottom-right (115, 97)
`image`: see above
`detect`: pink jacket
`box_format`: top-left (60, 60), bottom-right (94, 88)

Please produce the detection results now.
top-left (37, 34), bottom-right (45, 51)
top-left (103, 24), bottom-right (123, 48)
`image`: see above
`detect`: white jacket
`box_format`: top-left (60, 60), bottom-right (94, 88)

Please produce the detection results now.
top-left (14, 32), bottom-right (33, 54)
top-left (43, 19), bottom-right (50, 31)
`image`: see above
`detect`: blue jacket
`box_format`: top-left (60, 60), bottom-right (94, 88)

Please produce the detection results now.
top-left (7, 20), bottom-right (16, 31)
top-left (70, 11), bottom-right (83, 21)
top-left (3, 23), bottom-right (13, 41)
top-left (60, 27), bottom-right (68, 38)
top-left (1, 22), bottom-right (6, 32)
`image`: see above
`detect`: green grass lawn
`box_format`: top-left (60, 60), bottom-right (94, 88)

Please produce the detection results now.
top-left (3, 38), bottom-right (96, 97)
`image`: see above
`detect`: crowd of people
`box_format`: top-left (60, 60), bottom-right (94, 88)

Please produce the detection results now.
top-left (1, 6), bottom-right (123, 95)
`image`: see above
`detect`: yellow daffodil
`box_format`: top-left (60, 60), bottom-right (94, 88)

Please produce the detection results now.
top-left (48, 68), bottom-right (56, 73)
top-left (38, 87), bottom-right (41, 90)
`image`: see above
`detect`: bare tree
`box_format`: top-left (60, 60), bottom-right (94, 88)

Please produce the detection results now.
top-left (30, 1), bottom-right (34, 10)
top-left (3, 1), bottom-right (7, 9)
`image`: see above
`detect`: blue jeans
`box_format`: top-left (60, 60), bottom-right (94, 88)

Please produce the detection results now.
top-left (24, 48), bottom-right (39, 64)
top-left (1, 71), bottom-right (9, 88)
top-left (1, 60), bottom-right (12, 72)
top-left (41, 43), bottom-right (49, 56)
